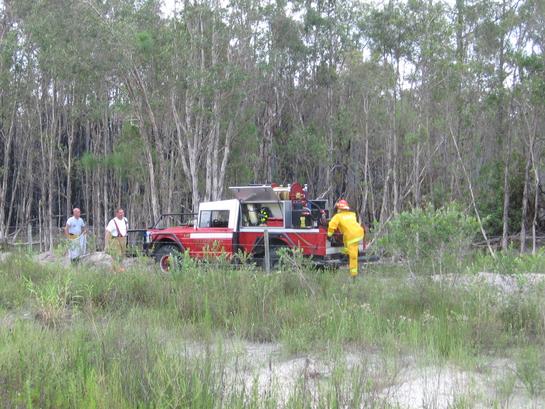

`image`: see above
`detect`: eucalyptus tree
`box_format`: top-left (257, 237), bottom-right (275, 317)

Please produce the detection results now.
top-left (168, 1), bottom-right (254, 209)
top-left (401, 0), bottom-right (452, 208)
top-left (253, 0), bottom-right (306, 184)
top-left (1, 0), bottom-right (544, 250)
top-left (514, 0), bottom-right (545, 253)
top-left (0, 3), bottom-right (20, 243)
top-left (364, 0), bottom-right (413, 219)
top-left (290, 0), bottom-right (362, 206)
top-left (8, 0), bottom-right (92, 249)
top-left (337, 55), bottom-right (391, 222)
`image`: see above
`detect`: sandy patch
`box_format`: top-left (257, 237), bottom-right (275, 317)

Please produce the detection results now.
top-left (169, 339), bottom-right (545, 408)
top-left (0, 252), bottom-right (11, 263)
top-left (431, 272), bottom-right (545, 294)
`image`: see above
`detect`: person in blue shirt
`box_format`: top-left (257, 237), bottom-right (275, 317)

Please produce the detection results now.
top-left (64, 208), bottom-right (87, 263)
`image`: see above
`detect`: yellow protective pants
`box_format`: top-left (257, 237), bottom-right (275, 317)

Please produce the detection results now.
top-left (344, 236), bottom-right (363, 277)
top-left (327, 210), bottom-right (364, 277)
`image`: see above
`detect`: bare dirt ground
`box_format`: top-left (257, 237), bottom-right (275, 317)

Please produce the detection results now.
top-left (33, 251), bottom-right (153, 270)
top-left (2, 309), bottom-right (542, 409)
top-left (0, 253), bottom-right (7, 263)
top-left (430, 272), bottom-right (545, 294)
top-left (171, 339), bottom-right (545, 409)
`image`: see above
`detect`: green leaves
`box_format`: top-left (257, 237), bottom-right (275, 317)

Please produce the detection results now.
top-left (135, 30), bottom-right (154, 54)
top-left (380, 204), bottom-right (480, 270)
top-left (78, 123), bottom-right (146, 180)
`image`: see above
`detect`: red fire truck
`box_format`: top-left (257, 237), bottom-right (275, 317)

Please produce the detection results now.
top-left (131, 183), bottom-right (367, 272)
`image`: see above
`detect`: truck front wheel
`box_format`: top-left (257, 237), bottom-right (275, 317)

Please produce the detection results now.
top-left (153, 244), bottom-right (182, 272)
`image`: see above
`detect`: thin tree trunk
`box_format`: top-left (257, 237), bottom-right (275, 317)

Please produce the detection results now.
top-left (392, 58), bottom-right (400, 214)
top-left (501, 130), bottom-right (511, 250)
top-left (126, 70), bottom-right (161, 221)
top-left (380, 127), bottom-right (392, 223)
top-left (66, 105), bottom-right (75, 215)
top-left (498, 0), bottom-right (509, 250)
top-left (326, 85), bottom-right (334, 207)
top-left (171, 93), bottom-right (200, 211)
top-left (520, 150), bottom-right (530, 253)
top-left (362, 95), bottom-right (370, 217)
top-left (0, 100), bottom-right (16, 242)
top-left (530, 142), bottom-right (540, 254)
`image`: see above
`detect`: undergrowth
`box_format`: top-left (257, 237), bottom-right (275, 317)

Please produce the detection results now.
top-left (0, 251), bottom-right (544, 408)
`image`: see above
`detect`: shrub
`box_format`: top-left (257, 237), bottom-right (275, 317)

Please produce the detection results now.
top-left (468, 248), bottom-right (545, 274)
top-left (379, 204), bottom-right (479, 273)
top-left (515, 346), bottom-right (545, 397)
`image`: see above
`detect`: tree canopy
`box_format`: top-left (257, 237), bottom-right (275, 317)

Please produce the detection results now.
top-left (0, 0), bottom-right (543, 251)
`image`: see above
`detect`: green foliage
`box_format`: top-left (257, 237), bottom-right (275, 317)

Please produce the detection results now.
top-left (500, 291), bottom-right (545, 340)
top-left (274, 126), bottom-right (328, 183)
top-left (476, 157), bottom-right (525, 236)
top-left (430, 183), bottom-right (448, 209)
top-left (0, 252), bottom-right (61, 309)
top-left (78, 152), bottom-right (101, 171)
top-left (515, 51), bottom-right (545, 102)
top-left (515, 346), bottom-right (545, 397)
top-left (0, 30), bottom-right (19, 79)
top-left (25, 273), bottom-right (75, 328)
top-left (77, 123), bottom-right (146, 180)
top-left (379, 204), bottom-right (480, 272)
top-left (135, 30), bottom-right (154, 54)
top-left (468, 248), bottom-right (545, 275)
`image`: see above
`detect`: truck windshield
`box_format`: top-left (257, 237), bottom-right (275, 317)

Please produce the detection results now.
top-left (199, 210), bottom-right (230, 228)
top-left (153, 214), bottom-right (195, 229)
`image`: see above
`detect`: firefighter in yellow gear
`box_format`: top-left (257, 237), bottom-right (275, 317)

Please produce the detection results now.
top-left (327, 199), bottom-right (365, 277)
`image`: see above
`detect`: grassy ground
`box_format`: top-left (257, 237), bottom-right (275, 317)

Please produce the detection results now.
top-left (1, 251), bottom-right (545, 408)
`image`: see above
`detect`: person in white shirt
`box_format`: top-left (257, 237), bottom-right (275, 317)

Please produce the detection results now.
top-left (64, 208), bottom-right (87, 263)
top-left (105, 208), bottom-right (129, 272)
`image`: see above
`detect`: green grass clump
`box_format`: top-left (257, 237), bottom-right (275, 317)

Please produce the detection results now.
top-left (0, 319), bottom-right (244, 409)
top-left (468, 248), bottom-right (545, 274)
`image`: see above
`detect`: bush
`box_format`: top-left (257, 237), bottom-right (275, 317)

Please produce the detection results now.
top-left (379, 204), bottom-right (479, 273)
top-left (476, 157), bottom-right (525, 236)
top-left (468, 248), bottom-right (545, 274)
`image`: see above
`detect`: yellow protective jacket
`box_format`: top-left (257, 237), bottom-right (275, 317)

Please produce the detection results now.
top-left (327, 210), bottom-right (365, 246)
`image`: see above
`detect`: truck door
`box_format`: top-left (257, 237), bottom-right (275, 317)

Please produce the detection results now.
top-left (189, 200), bottom-right (239, 258)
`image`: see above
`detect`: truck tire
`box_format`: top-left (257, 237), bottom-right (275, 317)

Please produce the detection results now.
top-left (257, 243), bottom-right (287, 270)
top-left (153, 244), bottom-right (182, 273)
top-left (269, 244), bottom-right (286, 268)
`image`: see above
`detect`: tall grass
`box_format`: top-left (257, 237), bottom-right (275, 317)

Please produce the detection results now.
top-left (1, 252), bottom-right (544, 407)
top-left (467, 247), bottom-right (545, 274)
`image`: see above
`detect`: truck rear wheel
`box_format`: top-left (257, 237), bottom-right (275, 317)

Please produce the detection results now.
top-left (270, 244), bottom-right (286, 268)
top-left (153, 244), bottom-right (182, 272)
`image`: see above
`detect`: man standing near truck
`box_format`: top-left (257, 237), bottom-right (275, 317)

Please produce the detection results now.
top-left (65, 207), bottom-right (87, 264)
top-left (105, 208), bottom-right (129, 272)
top-left (327, 200), bottom-right (365, 278)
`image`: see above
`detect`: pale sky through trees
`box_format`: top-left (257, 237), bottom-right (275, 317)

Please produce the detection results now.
top-left (161, 0), bottom-right (458, 17)
top-left (161, 0), bottom-right (457, 13)
top-left (159, 0), bottom-right (460, 88)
